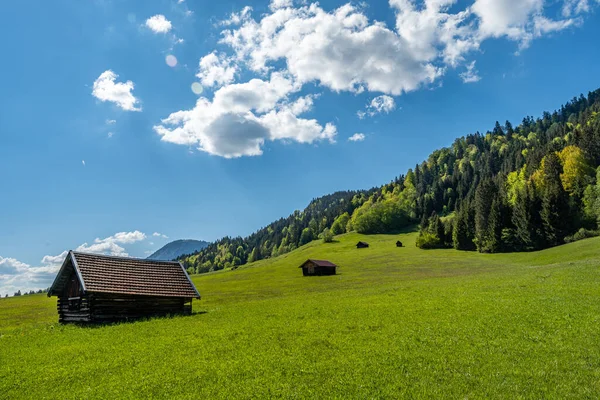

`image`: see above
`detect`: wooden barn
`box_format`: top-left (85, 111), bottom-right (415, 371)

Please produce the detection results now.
top-left (299, 259), bottom-right (337, 276)
top-left (47, 251), bottom-right (200, 324)
top-left (396, 240), bottom-right (403, 247)
top-left (356, 241), bottom-right (369, 248)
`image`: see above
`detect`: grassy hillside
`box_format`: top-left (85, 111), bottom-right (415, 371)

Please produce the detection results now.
top-left (2, 232), bottom-right (600, 398)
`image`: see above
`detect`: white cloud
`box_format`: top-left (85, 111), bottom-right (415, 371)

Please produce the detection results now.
top-left (472, 0), bottom-right (577, 48)
top-left (0, 253), bottom-right (66, 296)
top-left (77, 230), bottom-right (147, 257)
top-left (472, 0), bottom-right (543, 39)
top-left (357, 95), bottom-right (396, 119)
top-left (145, 14), bottom-right (172, 33)
top-left (221, 6), bottom-right (253, 26)
top-left (153, 232), bottom-right (169, 239)
top-left (0, 231), bottom-right (152, 295)
top-left (348, 133), bottom-right (365, 142)
top-left (459, 61), bottom-right (481, 83)
top-left (154, 0), bottom-right (597, 158)
top-left (107, 132), bottom-right (114, 138)
top-left (40, 251), bottom-right (68, 268)
top-left (270, 0), bottom-right (293, 10)
top-left (154, 72), bottom-right (336, 158)
top-left (197, 52), bottom-right (238, 87)
top-left (106, 119), bottom-right (116, 125)
top-left (0, 257), bottom-right (30, 276)
top-left (97, 230), bottom-right (146, 244)
top-left (82, 160), bottom-right (86, 166)
top-left (92, 70), bottom-right (141, 112)
top-left (562, 0), bottom-right (591, 16)
top-left (221, 3), bottom-right (443, 95)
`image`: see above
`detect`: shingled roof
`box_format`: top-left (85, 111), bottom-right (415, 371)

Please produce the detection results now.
top-left (299, 259), bottom-right (337, 268)
top-left (48, 251), bottom-right (200, 298)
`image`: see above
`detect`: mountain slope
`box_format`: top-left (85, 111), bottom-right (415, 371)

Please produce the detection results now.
top-left (181, 88), bottom-right (600, 273)
top-left (148, 239), bottom-right (209, 261)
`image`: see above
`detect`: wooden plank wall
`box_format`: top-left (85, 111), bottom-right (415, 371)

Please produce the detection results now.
top-left (57, 294), bottom-right (192, 323)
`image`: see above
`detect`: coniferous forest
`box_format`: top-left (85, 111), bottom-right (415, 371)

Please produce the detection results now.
top-left (180, 89), bottom-right (600, 273)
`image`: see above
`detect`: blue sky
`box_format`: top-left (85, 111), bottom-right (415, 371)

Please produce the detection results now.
top-left (1, 0), bottom-right (599, 295)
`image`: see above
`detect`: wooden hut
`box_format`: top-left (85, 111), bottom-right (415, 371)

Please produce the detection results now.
top-left (299, 259), bottom-right (337, 276)
top-left (396, 240), bottom-right (403, 247)
top-left (47, 251), bottom-right (200, 324)
top-left (356, 241), bottom-right (369, 248)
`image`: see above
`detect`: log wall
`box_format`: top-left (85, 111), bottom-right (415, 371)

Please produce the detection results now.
top-left (57, 293), bottom-right (192, 323)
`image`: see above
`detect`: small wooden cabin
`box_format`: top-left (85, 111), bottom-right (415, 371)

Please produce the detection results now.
top-left (356, 241), bottom-right (369, 248)
top-left (299, 259), bottom-right (337, 276)
top-left (47, 251), bottom-right (200, 324)
top-left (396, 240), bottom-right (403, 247)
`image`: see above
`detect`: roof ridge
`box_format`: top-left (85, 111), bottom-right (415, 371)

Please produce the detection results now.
top-left (71, 250), bottom-right (181, 264)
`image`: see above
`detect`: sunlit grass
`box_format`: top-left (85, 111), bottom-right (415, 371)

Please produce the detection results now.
top-left (2, 232), bottom-right (600, 398)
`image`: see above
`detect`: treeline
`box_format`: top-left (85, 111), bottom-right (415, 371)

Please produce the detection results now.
top-left (180, 190), bottom-right (376, 273)
top-left (2, 289), bottom-right (47, 298)
top-left (181, 88), bottom-right (600, 273)
top-left (415, 91), bottom-right (600, 252)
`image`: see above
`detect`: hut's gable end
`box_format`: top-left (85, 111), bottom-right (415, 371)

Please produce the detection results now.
top-left (49, 256), bottom-right (92, 323)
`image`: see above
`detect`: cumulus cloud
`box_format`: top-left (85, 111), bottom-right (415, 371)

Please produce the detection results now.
top-left (0, 252), bottom-right (67, 296)
top-left (270, 0), bottom-right (293, 11)
top-left (459, 61), bottom-right (481, 83)
top-left (357, 95), bottom-right (396, 119)
top-left (153, 232), bottom-right (169, 239)
top-left (221, 3), bottom-right (443, 95)
top-left (145, 14), bottom-right (172, 33)
top-left (155, 0), bottom-right (596, 158)
top-left (348, 133), bottom-right (365, 142)
top-left (0, 231), bottom-right (150, 295)
top-left (77, 230), bottom-right (147, 256)
top-left (472, 0), bottom-right (577, 48)
top-left (92, 70), bottom-right (141, 111)
top-left (154, 72), bottom-right (336, 158)
top-left (197, 52), bottom-right (238, 87)
top-left (106, 119), bottom-right (116, 125)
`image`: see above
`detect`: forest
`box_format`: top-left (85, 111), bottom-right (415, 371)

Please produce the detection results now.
top-left (180, 89), bottom-right (600, 273)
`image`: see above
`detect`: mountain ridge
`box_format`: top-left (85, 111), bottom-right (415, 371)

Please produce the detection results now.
top-left (147, 239), bottom-right (209, 261)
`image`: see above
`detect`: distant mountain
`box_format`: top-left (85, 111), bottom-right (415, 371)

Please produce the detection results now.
top-left (147, 239), bottom-right (209, 261)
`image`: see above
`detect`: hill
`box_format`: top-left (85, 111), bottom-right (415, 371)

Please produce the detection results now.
top-left (181, 88), bottom-right (600, 273)
top-left (2, 232), bottom-right (600, 397)
top-left (147, 239), bottom-right (209, 261)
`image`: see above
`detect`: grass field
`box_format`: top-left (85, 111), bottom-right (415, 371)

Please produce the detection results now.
top-left (2, 231), bottom-right (600, 399)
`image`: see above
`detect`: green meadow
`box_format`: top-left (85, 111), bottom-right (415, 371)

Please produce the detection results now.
top-left (2, 231), bottom-right (600, 399)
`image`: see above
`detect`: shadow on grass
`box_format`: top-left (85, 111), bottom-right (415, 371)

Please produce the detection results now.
top-left (70, 310), bottom-right (208, 328)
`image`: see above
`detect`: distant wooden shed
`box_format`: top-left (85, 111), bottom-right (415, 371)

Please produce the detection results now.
top-left (299, 259), bottom-right (337, 276)
top-left (47, 251), bottom-right (200, 324)
top-left (356, 241), bottom-right (369, 248)
top-left (396, 240), bottom-right (403, 247)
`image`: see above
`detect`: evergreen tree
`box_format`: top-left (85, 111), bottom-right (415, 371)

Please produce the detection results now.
top-left (540, 153), bottom-right (572, 245)
top-left (474, 179), bottom-right (497, 252)
top-left (453, 202), bottom-right (475, 250)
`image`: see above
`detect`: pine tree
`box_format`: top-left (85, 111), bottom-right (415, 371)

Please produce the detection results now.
top-left (540, 153), bottom-right (572, 245)
top-left (453, 202), bottom-right (475, 250)
top-left (474, 179), bottom-right (496, 252)
top-left (486, 198), bottom-right (503, 253)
